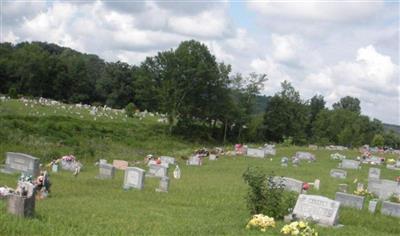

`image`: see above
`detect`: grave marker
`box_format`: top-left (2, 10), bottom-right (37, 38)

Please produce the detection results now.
top-left (246, 148), bottom-right (265, 158)
top-left (97, 163), bottom-right (115, 179)
top-left (273, 177), bottom-right (303, 193)
top-left (339, 160), bottom-right (360, 169)
top-left (381, 201), bottom-right (400, 218)
top-left (113, 160), bottom-right (128, 170)
top-left (1, 152), bottom-right (40, 177)
top-left (292, 194), bottom-right (340, 226)
top-left (330, 169), bottom-right (347, 179)
top-left (368, 168), bottom-right (380, 181)
top-left (123, 167), bottom-right (145, 190)
top-left (335, 192), bottom-right (364, 210)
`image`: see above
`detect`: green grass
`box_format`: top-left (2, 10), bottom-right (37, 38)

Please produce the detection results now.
top-left (0, 98), bottom-right (400, 235)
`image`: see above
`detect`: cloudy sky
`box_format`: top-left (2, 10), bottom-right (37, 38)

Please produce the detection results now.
top-left (1, 0), bottom-right (399, 124)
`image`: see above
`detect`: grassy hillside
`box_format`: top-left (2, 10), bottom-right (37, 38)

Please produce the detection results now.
top-left (1, 98), bottom-right (400, 235)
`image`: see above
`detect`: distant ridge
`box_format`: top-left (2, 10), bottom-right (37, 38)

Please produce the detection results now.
top-left (383, 123), bottom-right (400, 134)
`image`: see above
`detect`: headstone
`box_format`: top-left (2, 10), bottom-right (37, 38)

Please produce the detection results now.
top-left (339, 160), bottom-right (360, 169)
top-left (246, 148), bottom-right (265, 158)
top-left (7, 194), bottom-right (35, 217)
top-left (1, 152), bottom-right (40, 177)
top-left (330, 169), bottom-right (347, 179)
top-left (123, 167), bottom-right (145, 190)
top-left (273, 177), bottom-right (303, 193)
top-left (281, 157), bottom-right (289, 167)
top-left (147, 160), bottom-right (157, 166)
top-left (368, 199), bottom-right (378, 213)
top-left (263, 145), bottom-right (276, 155)
top-left (292, 157), bottom-right (300, 167)
top-left (381, 201), bottom-right (400, 217)
top-left (51, 164), bottom-right (58, 173)
top-left (338, 184), bottom-right (348, 193)
top-left (295, 152), bottom-right (316, 161)
top-left (335, 192), bottom-right (364, 210)
top-left (147, 164), bottom-right (168, 178)
top-left (97, 163), bottom-right (115, 179)
top-left (368, 168), bottom-right (380, 181)
top-left (292, 194), bottom-right (340, 226)
top-left (113, 160), bottom-right (129, 170)
top-left (99, 159), bottom-right (107, 164)
top-left (314, 179), bottom-right (320, 190)
top-left (186, 155), bottom-right (202, 166)
top-left (368, 179), bottom-right (400, 199)
top-left (156, 176), bottom-right (169, 193)
top-left (209, 154), bottom-right (217, 161)
top-left (160, 156), bottom-right (176, 165)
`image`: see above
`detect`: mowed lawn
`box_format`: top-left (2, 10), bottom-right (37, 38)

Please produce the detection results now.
top-left (0, 99), bottom-right (400, 235)
top-left (1, 148), bottom-right (400, 236)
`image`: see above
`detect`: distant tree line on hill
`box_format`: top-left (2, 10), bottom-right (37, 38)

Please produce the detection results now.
top-left (1, 41), bottom-right (399, 147)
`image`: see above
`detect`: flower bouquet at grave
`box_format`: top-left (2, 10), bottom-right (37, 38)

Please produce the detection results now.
top-left (389, 194), bottom-right (400, 203)
top-left (353, 188), bottom-right (375, 198)
top-left (246, 214), bottom-right (276, 232)
top-left (281, 221), bottom-right (318, 236)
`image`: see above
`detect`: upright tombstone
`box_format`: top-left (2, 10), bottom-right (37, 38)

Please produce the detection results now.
top-left (335, 192), bottom-right (364, 210)
top-left (368, 179), bottom-right (400, 199)
top-left (147, 164), bottom-right (168, 178)
top-left (292, 194), bottom-right (340, 226)
top-left (7, 194), bottom-right (35, 217)
top-left (156, 176), bottom-right (170, 193)
top-left (368, 168), bottom-right (381, 181)
top-left (246, 148), bottom-right (265, 158)
top-left (381, 201), bottom-right (400, 218)
top-left (97, 163), bottom-right (115, 179)
top-left (160, 156), bottom-right (176, 165)
top-left (123, 167), bottom-right (145, 190)
top-left (209, 154), bottom-right (217, 161)
top-left (187, 155), bottom-right (202, 166)
top-left (51, 164), bottom-right (58, 173)
top-left (295, 152), bottom-right (316, 162)
top-left (1, 152), bottom-right (40, 177)
top-left (113, 160), bottom-right (129, 170)
top-left (368, 199), bottom-right (378, 213)
top-left (339, 160), bottom-right (360, 169)
top-left (273, 177), bottom-right (304, 193)
top-left (314, 179), bottom-right (320, 190)
top-left (330, 169), bottom-right (347, 179)
top-left (263, 145), bottom-right (276, 156)
top-left (281, 157), bottom-right (289, 167)
top-left (99, 159), bottom-right (107, 164)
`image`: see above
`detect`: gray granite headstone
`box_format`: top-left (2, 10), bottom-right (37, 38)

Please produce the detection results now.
top-left (1, 152), bottom-right (40, 177)
top-left (123, 167), bottom-right (145, 190)
top-left (292, 194), bottom-right (340, 226)
top-left (147, 164), bottom-right (168, 178)
top-left (156, 176), bottom-right (170, 193)
top-left (335, 192), bottom-right (364, 210)
top-left (339, 160), bottom-right (360, 169)
top-left (246, 148), bottom-right (265, 158)
top-left (97, 163), bottom-right (115, 179)
top-left (7, 194), bottom-right (35, 217)
top-left (330, 169), bottom-right (347, 179)
top-left (186, 156), bottom-right (202, 166)
top-left (368, 179), bottom-right (400, 199)
top-left (368, 199), bottom-right (378, 213)
top-left (368, 168), bottom-right (380, 181)
top-left (209, 154), bottom-right (217, 161)
top-left (160, 156), bottom-right (175, 165)
top-left (295, 152), bottom-right (316, 161)
top-left (381, 201), bottom-right (400, 217)
top-left (273, 177), bottom-right (303, 193)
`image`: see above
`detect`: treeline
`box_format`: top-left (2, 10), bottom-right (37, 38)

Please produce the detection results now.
top-left (0, 41), bottom-right (399, 147)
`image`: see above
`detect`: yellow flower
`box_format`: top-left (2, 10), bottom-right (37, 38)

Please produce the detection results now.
top-left (281, 225), bottom-right (291, 234)
top-left (299, 221), bottom-right (307, 228)
top-left (291, 229), bottom-right (299, 235)
top-left (261, 228), bottom-right (266, 232)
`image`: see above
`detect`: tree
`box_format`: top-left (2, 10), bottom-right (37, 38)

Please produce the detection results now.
top-left (263, 81), bottom-right (308, 144)
top-left (333, 96), bottom-right (361, 114)
top-left (307, 95), bottom-right (326, 140)
top-left (371, 134), bottom-right (384, 147)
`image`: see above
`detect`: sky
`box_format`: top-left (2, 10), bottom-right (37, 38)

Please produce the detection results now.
top-left (1, 0), bottom-right (399, 124)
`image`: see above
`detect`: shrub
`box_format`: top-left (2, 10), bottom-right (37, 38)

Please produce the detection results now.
top-left (125, 102), bottom-right (136, 117)
top-left (8, 87), bottom-right (18, 99)
top-left (243, 167), bottom-right (297, 219)
top-left (282, 136), bottom-right (293, 147)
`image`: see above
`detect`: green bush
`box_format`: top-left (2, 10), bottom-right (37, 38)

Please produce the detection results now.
top-left (282, 136), bottom-right (293, 147)
top-left (243, 167), bottom-right (297, 219)
top-left (125, 102), bottom-right (136, 117)
top-left (8, 87), bottom-right (18, 99)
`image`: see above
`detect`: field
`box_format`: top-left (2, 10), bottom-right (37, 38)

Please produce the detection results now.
top-left (0, 98), bottom-right (400, 236)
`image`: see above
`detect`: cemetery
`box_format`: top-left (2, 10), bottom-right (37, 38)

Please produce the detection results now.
top-left (1, 95), bottom-right (400, 236)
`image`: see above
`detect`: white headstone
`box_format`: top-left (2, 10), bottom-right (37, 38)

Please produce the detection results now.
top-left (340, 160), bottom-right (360, 169)
top-left (123, 167), bottom-right (145, 190)
top-left (246, 148), bottom-right (265, 158)
top-left (293, 194), bottom-right (340, 226)
top-left (368, 168), bottom-right (380, 181)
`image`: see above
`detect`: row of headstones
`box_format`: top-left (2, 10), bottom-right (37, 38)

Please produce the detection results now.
top-left (97, 157), bottom-right (176, 192)
top-left (334, 191), bottom-right (400, 217)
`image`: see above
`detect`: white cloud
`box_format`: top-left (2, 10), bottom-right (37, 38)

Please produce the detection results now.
top-left (247, 1), bottom-right (383, 22)
top-left (302, 45), bottom-right (399, 124)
